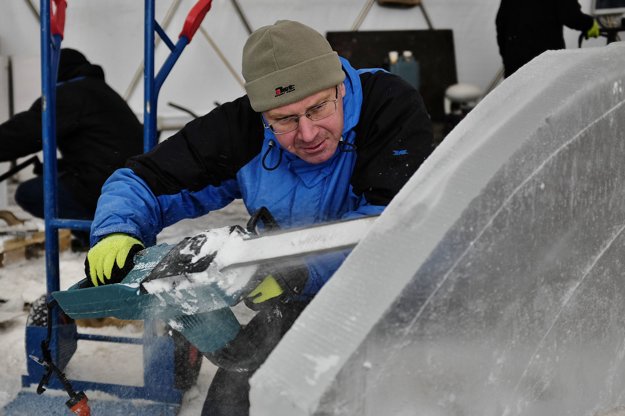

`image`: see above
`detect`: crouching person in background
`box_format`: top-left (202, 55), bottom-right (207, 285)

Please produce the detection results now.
top-left (0, 48), bottom-right (143, 250)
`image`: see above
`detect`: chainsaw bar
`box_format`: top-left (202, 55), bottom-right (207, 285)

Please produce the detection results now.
top-left (52, 215), bottom-right (378, 321)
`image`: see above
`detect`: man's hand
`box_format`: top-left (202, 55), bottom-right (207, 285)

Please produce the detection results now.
top-left (587, 19), bottom-right (601, 38)
top-left (244, 266), bottom-right (308, 310)
top-left (85, 233), bottom-right (144, 286)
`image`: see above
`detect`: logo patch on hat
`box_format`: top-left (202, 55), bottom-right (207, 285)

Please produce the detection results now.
top-left (274, 85), bottom-right (295, 97)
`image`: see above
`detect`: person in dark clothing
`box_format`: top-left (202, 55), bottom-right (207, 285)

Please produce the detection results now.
top-left (84, 20), bottom-right (434, 415)
top-left (496, 0), bottom-right (601, 77)
top-left (0, 48), bottom-right (143, 247)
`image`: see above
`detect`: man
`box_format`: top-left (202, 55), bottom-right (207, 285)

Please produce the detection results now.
top-left (0, 48), bottom-right (143, 248)
top-left (86, 20), bottom-right (433, 415)
top-left (496, 0), bottom-right (600, 77)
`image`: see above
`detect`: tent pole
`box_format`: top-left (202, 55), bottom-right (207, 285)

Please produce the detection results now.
top-left (198, 27), bottom-right (245, 88)
top-left (351, 0), bottom-right (375, 31)
top-left (419, 2), bottom-right (434, 30)
top-left (230, 0), bottom-right (253, 35)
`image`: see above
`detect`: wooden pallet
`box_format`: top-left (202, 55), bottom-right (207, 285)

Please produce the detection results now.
top-left (0, 229), bottom-right (72, 267)
top-left (76, 317), bottom-right (144, 330)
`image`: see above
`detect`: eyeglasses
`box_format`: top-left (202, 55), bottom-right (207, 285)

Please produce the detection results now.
top-left (263, 86), bottom-right (339, 135)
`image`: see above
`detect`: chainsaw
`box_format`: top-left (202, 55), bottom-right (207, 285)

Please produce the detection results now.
top-left (52, 211), bottom-right (377, 353)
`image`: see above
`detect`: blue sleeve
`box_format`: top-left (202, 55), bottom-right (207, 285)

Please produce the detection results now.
top-left (90, 168), bottom-right (241, 246)
top-left (300, 197), bottom-right (385, 299)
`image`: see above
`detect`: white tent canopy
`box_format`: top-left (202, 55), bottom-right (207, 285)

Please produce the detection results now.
top-left (0, 0), bottom-right (606, 119)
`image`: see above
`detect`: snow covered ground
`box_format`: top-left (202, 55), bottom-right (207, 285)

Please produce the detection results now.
top-left (0, 191), bottom-right (251, 414)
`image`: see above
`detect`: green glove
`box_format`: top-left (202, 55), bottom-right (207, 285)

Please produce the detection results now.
top-left (587, 19), bottom-right (600, 38)
top-left (244, 266), bottom-right (309, 310)
top-left (85, 233), bottom-right (144, 286)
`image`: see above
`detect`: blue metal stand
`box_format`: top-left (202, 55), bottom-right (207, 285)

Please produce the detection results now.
top-left (7, 0), bottom-right (213, 413)
top-left (144, 0), bottom-right (213, 151)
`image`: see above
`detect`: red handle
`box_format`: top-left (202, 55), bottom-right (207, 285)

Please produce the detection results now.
top-left (179, 0), bottom-right (212, 42)
top-left (50, 0), bottom-right (67, 38)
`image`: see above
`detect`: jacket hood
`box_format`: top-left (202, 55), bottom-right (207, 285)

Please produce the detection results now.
top-left (58, 48), bottom-right (105, 82)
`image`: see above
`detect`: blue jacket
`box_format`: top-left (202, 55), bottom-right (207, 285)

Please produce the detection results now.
top-left (91, 58), bottom-right (433, 298)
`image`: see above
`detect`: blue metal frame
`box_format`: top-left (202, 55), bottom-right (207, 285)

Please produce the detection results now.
top-left (18, 0), bottom-right (200, 407)
top-left (143, 0), bottom-right (191, 151)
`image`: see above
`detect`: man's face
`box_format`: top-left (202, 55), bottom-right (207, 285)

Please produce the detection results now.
top-left (263, 84), bottom-right (346, 164)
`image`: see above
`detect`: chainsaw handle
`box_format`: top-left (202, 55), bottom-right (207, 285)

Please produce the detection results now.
top-left (179, 0), bottom-right (212, 42)
top-left (50, 0), bottom-right (67, 38)
top-left (246, 207), bottom-right (280, 235)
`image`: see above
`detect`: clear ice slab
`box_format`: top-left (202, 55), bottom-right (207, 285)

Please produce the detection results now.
top-left (250, 42), bottom-right (625, 416)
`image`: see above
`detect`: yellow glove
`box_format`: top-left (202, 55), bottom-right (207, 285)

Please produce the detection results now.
top-left (85, 233), bottom-right (144, 286)
top-left (246, 275), bottom-right (284, 305)
top-left (244, 266), bottom-right (308, 311)
top-left (587, 19), bottom-right (600, 38)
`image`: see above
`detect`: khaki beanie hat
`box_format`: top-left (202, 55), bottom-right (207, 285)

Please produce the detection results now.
top-left (242, 20), bottom-right (345, 112)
